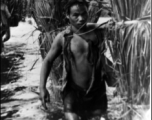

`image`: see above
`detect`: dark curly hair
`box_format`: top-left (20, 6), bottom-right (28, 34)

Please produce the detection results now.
top-left (64, 0), bottom-right (89, 15)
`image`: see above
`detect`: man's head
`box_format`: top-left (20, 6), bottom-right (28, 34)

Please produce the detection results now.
top-left (65, 0), bottom-right (89, 29)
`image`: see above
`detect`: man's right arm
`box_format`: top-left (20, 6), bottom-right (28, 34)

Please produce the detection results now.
top-left (40, 33), bottom-right (63, 89)
top-left (39, 33), bottom-right (63, 109)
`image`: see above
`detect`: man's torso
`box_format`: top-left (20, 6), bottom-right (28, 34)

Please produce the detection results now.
top-left (61, 25), bottom-right (104, 90)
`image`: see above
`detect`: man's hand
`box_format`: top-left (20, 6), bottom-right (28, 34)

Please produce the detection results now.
top-left (39, 87), bottom-right (50, 110)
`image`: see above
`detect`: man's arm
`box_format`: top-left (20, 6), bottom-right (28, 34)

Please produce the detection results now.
top-left (39, 33), bottom-right (63, 109)
top-left (40, 33), bottom-right (63, 89)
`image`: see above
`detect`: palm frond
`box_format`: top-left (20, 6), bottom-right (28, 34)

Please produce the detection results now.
top-left (111, 0), bottom-right (151, 21)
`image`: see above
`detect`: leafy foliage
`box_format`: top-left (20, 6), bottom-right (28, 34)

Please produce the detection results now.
top-left (111, 21), bottom-right (150, 104)
top-left (110, 0), bottom-right (151, 21)
top-left (107, 0), bottom-right (151, 119)
top-left (3, 0), bottom-right (28, 26)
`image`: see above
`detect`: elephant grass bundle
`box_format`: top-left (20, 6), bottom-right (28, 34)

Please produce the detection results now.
top-left (30, 0), bottom-right (66, 102)
top-left (112, 20), bottom-right (151, 103)
top-left (107, 0), bottom-right (151, 119)
top-left (110, 0), bottom-right (151, 21)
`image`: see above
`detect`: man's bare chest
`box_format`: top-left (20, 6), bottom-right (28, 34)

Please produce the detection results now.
top-left (70, 33), bottom-right (97, 57)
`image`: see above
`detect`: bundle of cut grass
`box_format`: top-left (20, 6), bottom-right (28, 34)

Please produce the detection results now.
top-left (30, 0), bottom-right (65, 102)
top-left (106, 0), bottom-right (151, 119)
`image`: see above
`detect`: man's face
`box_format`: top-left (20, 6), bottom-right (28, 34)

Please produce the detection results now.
top-left (68, 4), bottom-right (88, 29)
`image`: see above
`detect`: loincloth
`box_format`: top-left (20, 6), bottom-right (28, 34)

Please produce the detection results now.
top-left (61, 81), bottom-right (107, 114)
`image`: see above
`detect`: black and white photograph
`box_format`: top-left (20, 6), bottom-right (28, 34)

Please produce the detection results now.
top-left (0, 0), bottom-right (151, 120)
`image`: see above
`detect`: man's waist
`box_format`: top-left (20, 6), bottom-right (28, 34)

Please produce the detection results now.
top-left (68, 79), bottom-right (104, 92)
top-left (35, 0), bottom-right (50, 2)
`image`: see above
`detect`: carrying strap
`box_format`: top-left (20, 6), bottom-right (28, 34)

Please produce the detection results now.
top-left (59, 27), bottom-right (74, 91)
top-left (63, 27), bottom-right (74, 73)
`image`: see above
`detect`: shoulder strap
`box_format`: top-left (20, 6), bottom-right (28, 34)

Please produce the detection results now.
top-left (63, 26), bottom-right (73, 54)
top-left (62, 27), bottom-right (74, 74)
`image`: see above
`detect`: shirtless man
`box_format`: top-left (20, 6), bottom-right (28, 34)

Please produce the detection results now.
top-left (40, 0), bottom-right (112, 119)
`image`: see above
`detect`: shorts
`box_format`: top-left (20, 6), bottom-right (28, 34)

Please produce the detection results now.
top-left (61, 81), bottom-right (107, 115)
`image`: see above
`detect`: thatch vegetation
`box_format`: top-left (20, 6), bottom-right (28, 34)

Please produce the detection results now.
top-left (3, 0), bottom-right (28, 26)
top-left (106, 0), bottom-right (151, 119)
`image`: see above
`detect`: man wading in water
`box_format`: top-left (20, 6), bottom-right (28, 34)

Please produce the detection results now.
top-left (40, 0), bottom-right (113, 119)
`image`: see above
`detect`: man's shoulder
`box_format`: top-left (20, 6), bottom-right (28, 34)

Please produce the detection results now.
top-left (54, 27), bottom-right (72, 46)
top-left (61, 26), bottom-right (73, 36)
top-left (55, 27), bottom-right (72, 40)
top-left (54, 32), bottom-right (64, 43)
top-left (86, 23), bottom-right (105, 35)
